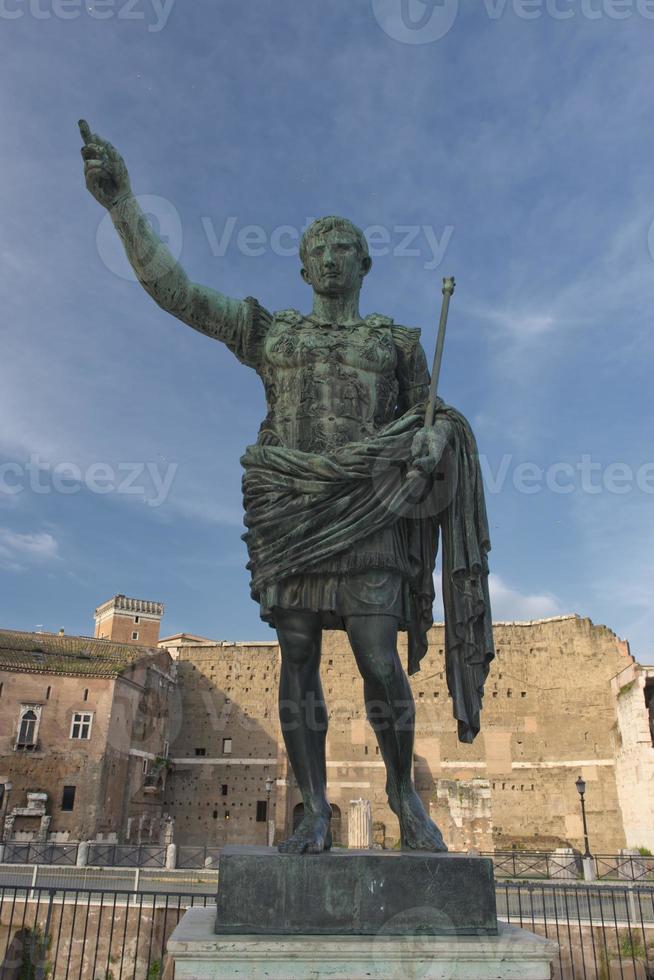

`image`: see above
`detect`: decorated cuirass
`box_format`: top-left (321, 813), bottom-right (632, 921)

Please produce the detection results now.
top-left (257, 310), bottom-right (405, 452)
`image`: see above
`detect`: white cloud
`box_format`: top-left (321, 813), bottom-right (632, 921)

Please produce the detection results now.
top-left (0, 528), bottom-right (60, 571)
top-left (471, 306), bottom-right (557, 339)
top-left (487, 573), bottom-right (562, 621)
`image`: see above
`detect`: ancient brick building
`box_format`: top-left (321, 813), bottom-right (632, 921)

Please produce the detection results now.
top-left (94, 595), bottom-right (164, 647)
top-left (1, 604), bottom-right (652, 854)
top-left (0, 626), bottom-right (176, 844)
top-left (161, 615), bottom-right (654, 854)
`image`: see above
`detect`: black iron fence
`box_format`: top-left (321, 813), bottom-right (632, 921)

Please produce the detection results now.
top-left (3, 845), bottom-right (654, 884)
top-left (176, 845), bottom-right (221, 870)
top-left (483, 850), bottom-right (654, 883)
top-left (86, 844), bottom-right (167, 869)
top-left (0, 880), bottom-right (653, 979)
top-left (500, 880), bottom-right (654, 979)
top-left (595, 854), bottom-right (654, 883)
top-left (485, 849), bottom-right (580, 879)
top-left (2, 843), bottom-right (170, 870)
top-left (3, 844), bottom-right (79, 868)
top-left (0, 882), bottom-right (213, 980)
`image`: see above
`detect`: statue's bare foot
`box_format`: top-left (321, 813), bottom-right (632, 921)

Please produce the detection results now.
top-left (278, 814), bottom-right (332, 854)
top-left (397, 788), bottom-right (448, 852)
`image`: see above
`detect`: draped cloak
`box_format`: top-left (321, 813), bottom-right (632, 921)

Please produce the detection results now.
top-left (241, 402), bottom-right (495, 744)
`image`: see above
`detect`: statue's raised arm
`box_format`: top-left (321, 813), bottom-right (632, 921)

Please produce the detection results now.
top-left (79, 120), bottom-right (267, 369)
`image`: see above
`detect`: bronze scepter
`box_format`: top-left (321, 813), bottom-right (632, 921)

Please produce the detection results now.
top-left (425, 275), bottom-right (455, 426)
top-left (406, 276), bottom-right (455, 481)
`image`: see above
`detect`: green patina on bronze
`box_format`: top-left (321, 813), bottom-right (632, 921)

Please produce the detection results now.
top-left (79, 120), bottom-right (494, 854)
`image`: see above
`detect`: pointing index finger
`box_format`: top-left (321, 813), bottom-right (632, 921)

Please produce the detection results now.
top-left (78, 119), bottom-right (93, 145)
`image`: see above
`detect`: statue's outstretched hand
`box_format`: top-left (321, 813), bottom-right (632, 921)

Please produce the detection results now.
top-left (410, 418), bottom-right (453, 474)
top-left (79, 119), bottom-right (131, 210)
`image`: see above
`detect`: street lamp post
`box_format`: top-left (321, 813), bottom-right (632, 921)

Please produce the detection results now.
top-left (575, 776), bottom-right (591, 859)
top-left (265, 777), bottom-right (274, 848)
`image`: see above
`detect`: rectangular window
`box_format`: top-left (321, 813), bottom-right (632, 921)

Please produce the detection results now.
top-left (142, 759), bottom-right (149, 774)
top-left (222, 738), bottom-right (232, 754)
top-left (134, 616), bottom-right (140, 624)
top-left (70, 712), bottom-right (93, 740)
top-left (256, 801), bottom-right (267, 823)
top-left (163, 740), bottom-right (170, 758)
top-left (195, 747), bottom-right (206, 757)
top-left (221, 784), bottom-right (228, 796)
top-left (61, 786), bottom-right (76, 811)
top-left (132, 632), bottom-right (139, 641)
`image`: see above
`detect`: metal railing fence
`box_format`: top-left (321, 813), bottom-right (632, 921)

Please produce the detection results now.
top-left (3, 844), bottom-right (654, 881)
top-left (3, 843), bottom-right (79, 867)
top-left (176, 846), bottom-right (220, 870)
top-left (500, 880), bottom-right (654, 979)
top-left (0, 880), bottom-right (653, 979)
top-left (480, 850), bottom-right (654, 882)
top-left (0, 882), bottom-right (214, 980)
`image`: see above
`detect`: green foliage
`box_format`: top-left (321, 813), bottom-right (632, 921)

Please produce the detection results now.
top-left (617, 680), bottom-right (636, 698)
top-left (17, 924), bottom-right (52, 980)
top-left (617, 930), bottom-right (646, 960)
top-left (147, 961), bottom-right (162, 980)
top-left (637, 846), bottom-right (653, 857)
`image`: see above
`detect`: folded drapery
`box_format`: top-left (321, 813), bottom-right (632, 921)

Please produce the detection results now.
top-left (241, 404), bottom-right (494, 744)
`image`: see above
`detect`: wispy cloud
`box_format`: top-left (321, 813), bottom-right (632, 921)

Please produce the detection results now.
top-left (0, 528), bottom-right (60, 571)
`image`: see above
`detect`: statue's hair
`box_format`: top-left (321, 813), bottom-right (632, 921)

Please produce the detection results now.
top-left (300, 216), bottom-right (369, 266)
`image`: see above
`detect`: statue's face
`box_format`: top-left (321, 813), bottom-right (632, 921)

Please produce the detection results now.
top-left (301, 229), bottom-right (371, 296)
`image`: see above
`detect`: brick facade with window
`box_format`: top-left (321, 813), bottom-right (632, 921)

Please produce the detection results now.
top-left (0, 627), bottom-right (176, 843)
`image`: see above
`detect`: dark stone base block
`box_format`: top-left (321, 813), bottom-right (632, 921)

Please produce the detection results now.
top-left (215, 845), bottom-right (498, 936)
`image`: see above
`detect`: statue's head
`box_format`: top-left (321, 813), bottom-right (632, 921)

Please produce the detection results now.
top-left (300, 216), bottom-right (372, 296)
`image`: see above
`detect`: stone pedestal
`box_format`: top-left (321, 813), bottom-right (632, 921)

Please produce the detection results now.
top-left (215, 845), bottom-right (497, 936)
top-left (348, 798), bottom-right (372, 849)
top-left (167, 845), bottom-right (558, 979)
top-left (168, 907), bottom-right (558, 979)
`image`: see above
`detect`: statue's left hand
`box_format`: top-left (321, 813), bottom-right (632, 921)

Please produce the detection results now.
top-left (410, 419), bottom-right (452, 474)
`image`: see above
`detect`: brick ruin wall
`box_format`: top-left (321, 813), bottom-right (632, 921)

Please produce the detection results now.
top-left (163, 616), bottom-right (635, 852)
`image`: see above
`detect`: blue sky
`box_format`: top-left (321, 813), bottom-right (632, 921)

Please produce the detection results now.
top-left (1, 0), bottom-right (653, 660)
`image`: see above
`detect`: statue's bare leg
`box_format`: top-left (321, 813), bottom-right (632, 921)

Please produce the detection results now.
top-left (275, 608), bottom-right (332, 854)
top-left (345, 614), bottom-right (447, 852)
